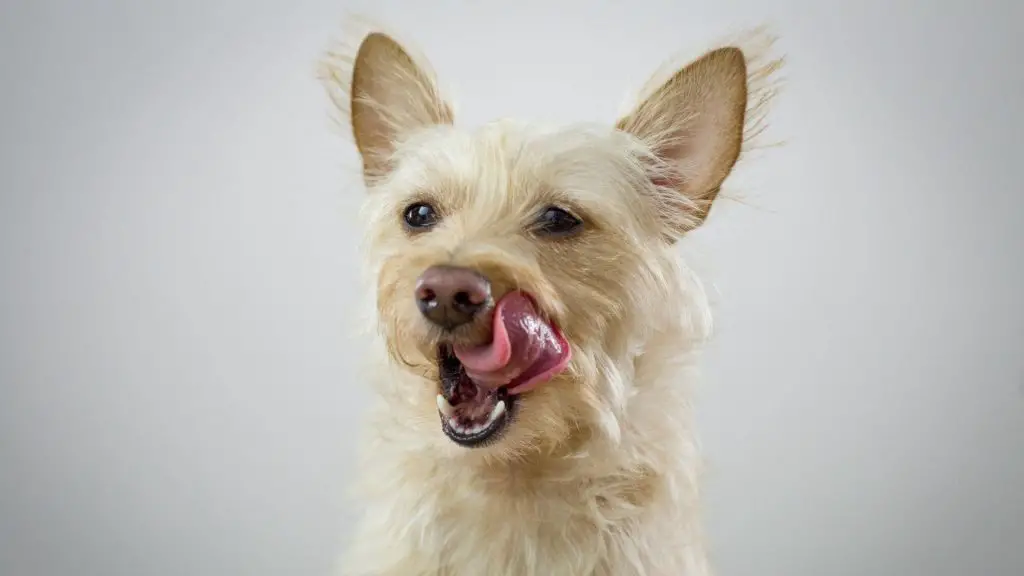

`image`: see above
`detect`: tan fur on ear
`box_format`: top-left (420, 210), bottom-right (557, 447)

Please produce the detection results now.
top-left (617, 29), bottom-right (783, 237)
top-left (318, 22), bottom-right (453, 185)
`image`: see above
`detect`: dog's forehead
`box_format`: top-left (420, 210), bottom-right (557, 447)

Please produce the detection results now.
top-left (389, 121), bottom-right (647, 211)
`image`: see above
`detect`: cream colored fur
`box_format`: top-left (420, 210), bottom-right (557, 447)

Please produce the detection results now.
top-left (319, 19), bottom-right (782, 576)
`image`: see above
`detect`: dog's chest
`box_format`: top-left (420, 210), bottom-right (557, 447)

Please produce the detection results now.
top-left (424, 475), bottom-right (673, 575)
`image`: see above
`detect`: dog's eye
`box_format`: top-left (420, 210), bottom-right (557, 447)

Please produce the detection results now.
top-left (533, 206), bottom-right (583, 237)
top-left (403, 202), bottom-right (439, 230)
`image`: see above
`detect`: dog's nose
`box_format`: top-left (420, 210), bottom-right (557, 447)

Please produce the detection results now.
top-left (414, 266), bottom-right (491, 329)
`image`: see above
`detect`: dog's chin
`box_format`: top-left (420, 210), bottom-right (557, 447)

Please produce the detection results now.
top-left (435, 343), bottom-right (517, 448)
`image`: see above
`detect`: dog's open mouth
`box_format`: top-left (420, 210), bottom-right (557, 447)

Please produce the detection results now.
top-left (435, 291), bottom-right (572, 447)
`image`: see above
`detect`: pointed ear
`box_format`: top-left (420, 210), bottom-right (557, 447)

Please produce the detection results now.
top-left (617, 47), bottom-right (748, 236)
top-left (349, 33), bottom-right (453, 184)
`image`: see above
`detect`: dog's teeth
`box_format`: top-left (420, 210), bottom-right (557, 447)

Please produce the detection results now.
top-left (436, 394), bottom-right (455, 418)
top-left (487, 400), bottom-right (506, 424)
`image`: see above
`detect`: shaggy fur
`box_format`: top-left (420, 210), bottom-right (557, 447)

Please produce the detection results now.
top-left (319, 19), bottom-right (782, 576)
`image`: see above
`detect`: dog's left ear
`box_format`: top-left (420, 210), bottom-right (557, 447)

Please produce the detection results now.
top-left (349, 33), bottom-right (453, 184)
top-left (617, 47), bottom-right (748, 237)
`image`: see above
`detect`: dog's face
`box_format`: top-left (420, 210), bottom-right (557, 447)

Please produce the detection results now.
top-left (332, 32), bottom-right (751, 458)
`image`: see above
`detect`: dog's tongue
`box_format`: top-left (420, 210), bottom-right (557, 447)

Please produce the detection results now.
top-left (453, 292), bottom-right (571, 395)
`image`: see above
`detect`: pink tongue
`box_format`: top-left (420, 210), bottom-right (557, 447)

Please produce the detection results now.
top-left (453, 292), bottom-right (572, 395)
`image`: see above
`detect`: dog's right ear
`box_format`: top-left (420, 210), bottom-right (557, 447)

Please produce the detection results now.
top-left (347, 33), bottom-right (453, 184)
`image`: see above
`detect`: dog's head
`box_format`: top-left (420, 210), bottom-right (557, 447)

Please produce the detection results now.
top-left (322, 30), bottom-right (775, 458)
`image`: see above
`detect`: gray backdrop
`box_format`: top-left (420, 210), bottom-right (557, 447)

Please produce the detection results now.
top-left (2, 0), bottom-right (1021, 575)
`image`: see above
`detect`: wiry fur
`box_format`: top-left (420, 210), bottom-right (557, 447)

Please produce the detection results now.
top-left (319, 19), bottom-right (782, 576)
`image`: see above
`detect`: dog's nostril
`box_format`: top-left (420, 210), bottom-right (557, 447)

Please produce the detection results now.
top-left (454, 290), bottom-right (480, 304)
top-left (452, 291), bottom-right (484, 314)
top-left (417, 288), bottom-right (437, 304)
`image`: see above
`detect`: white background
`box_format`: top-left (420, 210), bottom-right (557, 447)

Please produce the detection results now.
top-left (2, 0), bottom-right (1022, 574)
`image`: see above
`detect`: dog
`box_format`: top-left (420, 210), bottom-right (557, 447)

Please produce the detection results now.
top-left (318, 20), bottom-right (781, 576)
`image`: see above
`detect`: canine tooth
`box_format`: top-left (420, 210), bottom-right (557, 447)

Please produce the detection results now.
top-left (487, 400), bottom-right (507, 424)
top-left (436, 394), bottom-right (455, 418)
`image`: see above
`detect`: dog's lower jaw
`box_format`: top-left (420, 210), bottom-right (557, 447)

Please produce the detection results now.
top-left (342, 365), bottom-right (711, 576)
